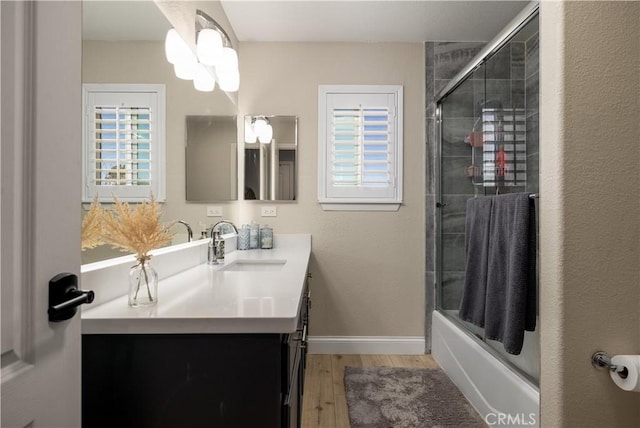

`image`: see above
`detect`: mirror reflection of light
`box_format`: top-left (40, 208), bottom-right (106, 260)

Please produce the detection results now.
top-left (252, 117), bottom-right (273, 144)
top-left (259, 121), bottom-right (273, 144)
top-left (245, 120), bottom-right (257, 144)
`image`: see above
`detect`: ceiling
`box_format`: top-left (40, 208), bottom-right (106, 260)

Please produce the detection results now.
top-left (220, 0), bottom-right (531, 43)
top-left (83, 0), bottom-right (531, 43)
top-left (83, 1), bottom-right (171, 41)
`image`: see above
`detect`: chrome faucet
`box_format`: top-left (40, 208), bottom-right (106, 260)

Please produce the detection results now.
top-left (177, 220), bottom-right (193, 242)
top-left (210, 220), bottom-right (238, 235)
top-left (206, 221), bottom-right (237, 265)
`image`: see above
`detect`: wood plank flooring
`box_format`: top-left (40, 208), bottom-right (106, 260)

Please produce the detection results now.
top-left (301, 354), bottom-right (439, 428)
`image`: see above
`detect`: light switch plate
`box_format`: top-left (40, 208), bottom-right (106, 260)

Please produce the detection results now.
top-left (261, 206), bottom-right (277, 217)
top-left (206, 206), bottom-right (223, 217)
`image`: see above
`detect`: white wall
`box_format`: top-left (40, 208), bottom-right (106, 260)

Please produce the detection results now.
top-left (238, 42), bottom-right (425, 338)
top-left (539, 1), bottom-right (640, 425)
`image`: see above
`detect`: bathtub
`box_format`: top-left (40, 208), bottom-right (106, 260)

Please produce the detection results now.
top-left (432, 311), bottom-right (540, 428)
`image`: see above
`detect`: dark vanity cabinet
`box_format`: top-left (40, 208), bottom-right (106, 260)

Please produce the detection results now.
top-left (82, 283), bottom-right (310, 428)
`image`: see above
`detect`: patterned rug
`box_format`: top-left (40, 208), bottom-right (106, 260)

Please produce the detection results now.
top-left (344, 366), bottom-right (486, 428)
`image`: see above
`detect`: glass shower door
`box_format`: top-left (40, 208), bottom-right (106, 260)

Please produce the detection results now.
top-left (436, 15), bottom-right (540, 384)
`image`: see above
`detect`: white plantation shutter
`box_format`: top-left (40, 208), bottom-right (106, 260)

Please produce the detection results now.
top-left (319, 86), bottom-right (403, 209)
top-left (92, 106), bottom-right (152, 186)
top-left (83, 84), bottom-right (166, 202)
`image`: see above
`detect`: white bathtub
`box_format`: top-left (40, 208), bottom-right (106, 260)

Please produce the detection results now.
top-left (432, 311), bottom-right (540, 428)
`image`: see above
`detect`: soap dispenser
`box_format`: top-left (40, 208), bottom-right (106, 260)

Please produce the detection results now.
top-left (238, 224), bottom-right (250, 250)
top-left (249, 222), bottom-right (260, 249)
top-left (260, 225), bottom-right (273, 249)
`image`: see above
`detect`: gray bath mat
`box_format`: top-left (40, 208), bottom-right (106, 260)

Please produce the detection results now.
top-left (344, 366), bottom-right (486, 428)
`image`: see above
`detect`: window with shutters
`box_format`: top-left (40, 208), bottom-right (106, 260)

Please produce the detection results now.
top-left (82, 84), bottom-right (166, 202)
top-left (318, 85), bottom-right (403, 210)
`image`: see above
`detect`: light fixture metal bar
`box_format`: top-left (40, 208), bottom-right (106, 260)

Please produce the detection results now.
top-left (195, 9), bottom-right (233, 49)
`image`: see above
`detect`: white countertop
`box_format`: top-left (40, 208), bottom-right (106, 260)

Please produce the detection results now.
top-left (82, 234), bottom-right (311, 335)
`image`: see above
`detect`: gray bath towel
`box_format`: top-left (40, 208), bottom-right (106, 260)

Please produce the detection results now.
top-left (484, 193), bottom-right (537, 355)
top-left (459, 197), bottom-right (493, 327)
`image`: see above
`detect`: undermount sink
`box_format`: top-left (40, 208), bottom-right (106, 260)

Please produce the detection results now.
top-left (219, 259), bottom-right (286, 272)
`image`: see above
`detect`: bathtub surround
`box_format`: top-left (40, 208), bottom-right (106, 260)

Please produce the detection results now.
top-left (432, 311), bottom-right (539, 422)
top-left (539, 1), bottom-right (640, 425)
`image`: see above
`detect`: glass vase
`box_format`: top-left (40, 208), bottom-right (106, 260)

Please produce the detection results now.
top-left (129, 257), bottom-right (158, 307)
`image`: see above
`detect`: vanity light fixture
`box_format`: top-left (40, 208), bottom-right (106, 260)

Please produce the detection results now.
top-left (193, 63), bottom-right (216, 92)
top-left (164, 29), bottom-right (191, 65)
top-left (194, 9), bottom-right (239, 92)
top-left (163, 9), bottom-right (240, 93)
top-left (173, 51), bottom-right (198, 80)
top-left (196, 28), bottom-right (223, 66)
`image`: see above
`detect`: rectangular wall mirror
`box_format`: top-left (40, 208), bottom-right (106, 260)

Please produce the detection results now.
top-left (186, 116), bottom-right (238, 201)
top-left (82, 0), bottom-right (238, 264)
top-left (244, 115), bottom-right (297, 201)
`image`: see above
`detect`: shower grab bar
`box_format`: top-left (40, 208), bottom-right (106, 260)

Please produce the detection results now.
top-left (592, 351), bottom-right (629, 377)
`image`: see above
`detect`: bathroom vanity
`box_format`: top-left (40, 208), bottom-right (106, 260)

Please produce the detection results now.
top-left (81, 235), bottom-right (311, 428)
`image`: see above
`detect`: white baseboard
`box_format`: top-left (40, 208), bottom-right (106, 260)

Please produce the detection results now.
top-left (307, 336), bottom-right (426, 355)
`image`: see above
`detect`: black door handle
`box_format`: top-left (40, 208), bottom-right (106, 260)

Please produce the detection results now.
top-left (48, 273), bottom-right (95, 322)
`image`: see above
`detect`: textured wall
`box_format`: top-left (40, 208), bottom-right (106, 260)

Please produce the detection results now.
top-left (540, 1), bottom-right (640, 425)
top-left (238, 42), bottom-right (425, 337)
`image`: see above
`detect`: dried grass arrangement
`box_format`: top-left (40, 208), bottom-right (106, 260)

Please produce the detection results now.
top-left (81, 196), bottom-right (104, 250)
top-left (101, 194), bottom-right (176, 306)
top-left (102, 195), bottom-right (176, 261)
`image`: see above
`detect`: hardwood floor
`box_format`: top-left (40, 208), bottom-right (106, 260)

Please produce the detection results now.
top-left (301, 354), bottom-right (439, 428)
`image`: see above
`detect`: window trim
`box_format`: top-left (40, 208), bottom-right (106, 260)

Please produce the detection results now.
top-left (82, 83), bottom-right (166, 203)
top-left (318, 84), bottom-right (403, 211)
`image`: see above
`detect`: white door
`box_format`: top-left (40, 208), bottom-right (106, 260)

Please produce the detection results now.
top-left (1, 2), bottom-right (83, 427)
